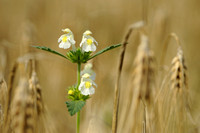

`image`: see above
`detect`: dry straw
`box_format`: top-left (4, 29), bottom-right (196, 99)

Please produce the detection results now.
top-left (119, 33), bottom-right (155, 133)
top-left (3, 61), bottom-right (18, 133)
top-left (112, 21), bottom-right (144, 133)
top-left (0, 77), bottom-right (8, 132)
top-left (1, 55), bottom-right (46, 133)
top-left (11, 77), bottom-right (35, 133)
top-left (167, 38), bottom-right (189, 133)
top-left (0, 77), bottom-right (8, 112)
top-left (29, 60), bottom-right (43, 116)
top-left (28, 59), bottom-right (55, 133)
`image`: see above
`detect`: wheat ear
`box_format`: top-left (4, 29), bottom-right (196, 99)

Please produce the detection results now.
top-left (0, 77), bottom-right (8, 132)
top-left (120, 33), bottom-right (155, 133)
top-left (11, 77), bottom-right (36, 133)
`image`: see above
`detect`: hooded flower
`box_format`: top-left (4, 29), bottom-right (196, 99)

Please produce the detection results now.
top-left (80, 30), bottom-right (98, 52)
top-left (58, 28), bottom-right (76, 50)
top-left (78, 79), bottom-right (96, 95)
top-left (79, 73), bottom-right (97, 95)
top-left (81, 63), bottom-right (96, 80)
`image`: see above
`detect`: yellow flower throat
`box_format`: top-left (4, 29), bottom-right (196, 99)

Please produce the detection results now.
top-left (85, 81), bottom-right (92, 88)
top-left (87, 39), bottom-right (93, 45)
top-left (62, 36), bottom-right (68, 42)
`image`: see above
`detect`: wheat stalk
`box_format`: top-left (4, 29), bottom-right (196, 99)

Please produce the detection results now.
top-left (119, 33), bottom-right (155, 133)
top-left (112, 21), bottom-right (144, 133)
top-left (2, 62), bottom-right (18, 133)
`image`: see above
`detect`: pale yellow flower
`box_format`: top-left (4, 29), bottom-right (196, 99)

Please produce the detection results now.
top-left (80, 30), bottom-right (98, 52)
top-left (58, 28), bottom-right (76, 50)
top-left (78, 80), bottom-right (96, 95)
top-left (81, 63), bottom-right (96, 80)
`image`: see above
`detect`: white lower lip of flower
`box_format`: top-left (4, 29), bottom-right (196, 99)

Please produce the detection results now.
top-left (80, 35), bottom-right (98, 52)
top-left (59, 41), bottom-right (71, 49)
top-left (81, 87), bottom-right (95, 95)
top-left (82, 43), bottom-right (96, 52)
top-left (78, 81), bottom-right (95, 95)
top-left (58, 33), bottom-right (76, 49)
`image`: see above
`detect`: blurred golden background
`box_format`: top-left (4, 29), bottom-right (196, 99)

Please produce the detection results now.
top-left (0, 0), bottom-right (200, 132)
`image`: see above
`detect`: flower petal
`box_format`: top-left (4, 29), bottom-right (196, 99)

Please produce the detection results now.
top-left (59, 42), bottom-right (64, 48)
top-left (80, 38), bottom-right (86, 47)
top-left (91, 44), bottom-right (96, 51)
top-left (58, 35), bottom-right (64, 43)
top-left (81, 88), bottom-right (90, 95)
top-left (84, 45), bottom-right (90, 52)
top-left (63, 42), bottom-right (71, 49)
top-left (89, 87), bottom-right (95, 95)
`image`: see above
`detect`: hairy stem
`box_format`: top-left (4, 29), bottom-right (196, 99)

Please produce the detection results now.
top-left (77, 62), bottom-right (81, 86)
top-left (77, 62), bottom-right (81, 133)
top-left (77, 111), bottom-right (80, 133)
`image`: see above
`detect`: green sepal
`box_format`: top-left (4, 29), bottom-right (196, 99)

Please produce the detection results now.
top-left (81, 95), bottom-right (90, 101)
top-left (32, 46), bottom-right (70, 60)
top-left (66, 48), bottom-right (91, 63)
top-left (67, 85), bottom-right (90, 101)
top-left (88, 44), bottom-right (121, 60)
top-left (66, 100), bottom-right (86, 116)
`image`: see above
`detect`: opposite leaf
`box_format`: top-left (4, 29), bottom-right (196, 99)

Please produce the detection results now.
top-left (32, 46), bottom-right (70, 60)
top-left (66, 100), bottom-right (86, 116)
top-left (88, 44), bottom-right (121, 60)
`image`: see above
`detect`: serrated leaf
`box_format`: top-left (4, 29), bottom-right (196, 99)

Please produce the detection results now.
top-left (66, 100), bottom-right (86, 116)
top-left (32, 45), bottom-right (70, 60)
top-left (88, 44), bottom-right (121, 60)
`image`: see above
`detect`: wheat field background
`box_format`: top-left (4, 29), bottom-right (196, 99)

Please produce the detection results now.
top-left (0, 0), bottom-right (200, 132)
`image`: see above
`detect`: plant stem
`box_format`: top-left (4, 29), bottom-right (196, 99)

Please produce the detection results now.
top-left (77, 111), bottom-right (80, 133)
top-left (77, 62), bottom-right (81, 133)
top-left (77, 62), bottom-right (81, 86)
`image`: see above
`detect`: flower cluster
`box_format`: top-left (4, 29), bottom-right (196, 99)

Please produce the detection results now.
top-left (33, 27), bottom-right (121, 117)
top-left (79, 63), bottom-right (97, 95)
top-left (67, 63), bottom-right (96, 102)
top-left (58, 28), bottom-right (98, 52)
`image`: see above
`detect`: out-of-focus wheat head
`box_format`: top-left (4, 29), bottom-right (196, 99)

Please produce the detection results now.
top-left (156, 34), bottom-right (192, 133)
top-left (119, 33), bottom-right (155, 133)
top-left (10, 77), bottom-right (35, 133)
top-left (29, 61), bottom-right (43, 116)
top-left (171, 47), bottom-right (188, 95)
top-left (167, 46), bottom-right (189, 133)
top-left (0, 77), bottom-right (8, 132)
top-left (29, 60), bottom-right (55, 133)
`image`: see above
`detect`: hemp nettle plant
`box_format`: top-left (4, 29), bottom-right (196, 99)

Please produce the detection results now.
top-left (32, 28), bottom-right (121, 133)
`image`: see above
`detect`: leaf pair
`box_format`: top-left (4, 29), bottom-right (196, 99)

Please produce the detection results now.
top-left (32, 44), bottom-right (121, 63)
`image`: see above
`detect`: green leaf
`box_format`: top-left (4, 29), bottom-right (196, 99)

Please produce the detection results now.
top-left (66, 100), bottom-right (86, 116)
top-left (88, 44), bottom-right (121, 60)
top-left (32, 45), bottom-right (70, 60)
